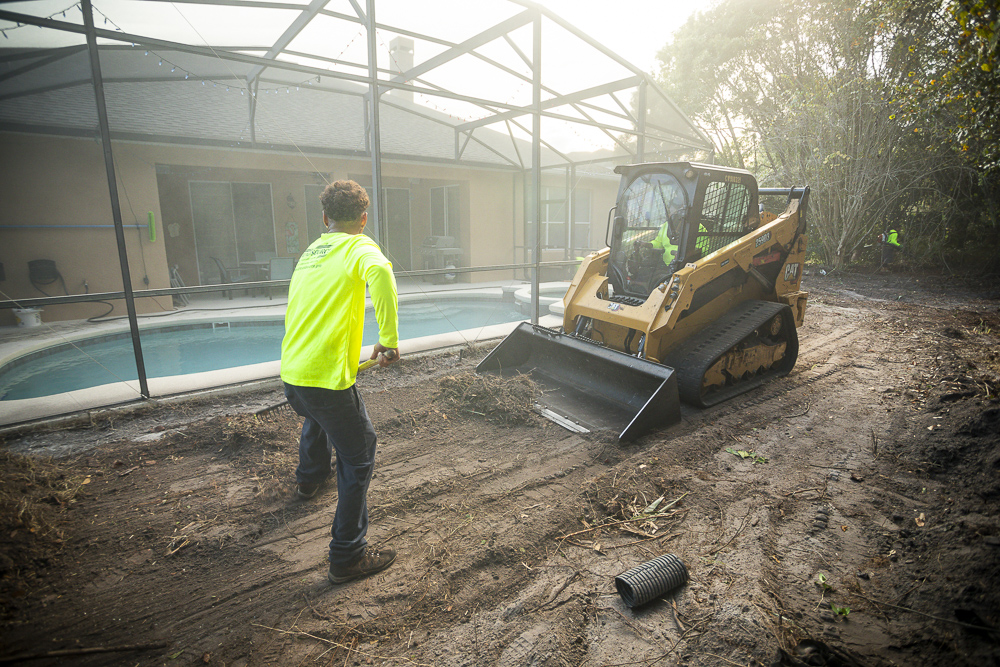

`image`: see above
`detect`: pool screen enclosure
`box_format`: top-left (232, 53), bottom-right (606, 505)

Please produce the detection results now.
top-left (0, 0), bottom-right (713, 424)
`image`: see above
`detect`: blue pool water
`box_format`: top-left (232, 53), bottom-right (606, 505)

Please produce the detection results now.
top-left (0, 300), bottom-right (526, 401)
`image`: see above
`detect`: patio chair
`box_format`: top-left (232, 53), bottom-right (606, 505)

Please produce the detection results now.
top-left (211, 257), bottom-right (254, 299)
top-left (267, 256), bottom-right (294, 299)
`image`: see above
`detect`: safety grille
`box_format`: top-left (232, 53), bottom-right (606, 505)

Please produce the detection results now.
top-left (695, 181), bottom-right (750, 256)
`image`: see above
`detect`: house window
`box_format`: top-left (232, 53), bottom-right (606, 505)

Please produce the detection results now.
top-left (305, 184), bottom-right (326, 246)
top-left (365, 186), bottom-right (413, 270)
top-left (540, 185), bottom-right (567, 248)
top-left (430, 185), bottom-right (460, 239)
top-left (189, 181), bottom-right (275, 285)
top-left (528, 185), bottom-right (589, 249)
top-left (571, 188), bottom-right (591, 252)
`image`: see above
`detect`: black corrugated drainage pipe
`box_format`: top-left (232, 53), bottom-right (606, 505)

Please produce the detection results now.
top-left (614, 553), bottom-right (688, 608)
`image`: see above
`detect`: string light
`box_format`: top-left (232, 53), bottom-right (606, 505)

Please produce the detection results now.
top-left (0, 1), bottom-right (79, 35)
top-left (131, 33), bottom-right (325, 98)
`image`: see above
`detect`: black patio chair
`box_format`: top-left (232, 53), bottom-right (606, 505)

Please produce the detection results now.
top-left (211, 257), bottom-right (254, 299)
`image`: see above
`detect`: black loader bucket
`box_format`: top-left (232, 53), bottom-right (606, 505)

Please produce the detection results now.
top-left (476, 323), bottom-right (681, 441)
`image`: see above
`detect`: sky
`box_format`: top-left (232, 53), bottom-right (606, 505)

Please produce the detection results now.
top-left (369, 0), bottom-right (716, 151)
top-left (531, 0), bottom-right (710, 75)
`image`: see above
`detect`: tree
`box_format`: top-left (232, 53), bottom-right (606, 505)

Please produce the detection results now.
top-left (890, 0), bottom-right (999, 267)
top-left (654, 0), bottom-right (1000, 270)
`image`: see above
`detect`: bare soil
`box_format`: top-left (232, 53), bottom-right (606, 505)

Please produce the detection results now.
top-left (2, 269), bottom-right (999, 667)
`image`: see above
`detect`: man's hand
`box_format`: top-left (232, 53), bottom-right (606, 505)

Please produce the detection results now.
top-left (372, 344), bottom-right (399, 368)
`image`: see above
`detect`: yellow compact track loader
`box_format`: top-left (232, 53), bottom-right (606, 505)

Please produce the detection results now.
top-left (478, 162), bottom-right (809, 441)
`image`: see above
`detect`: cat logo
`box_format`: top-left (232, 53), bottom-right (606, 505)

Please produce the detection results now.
top-left (784, 263), bottom-right (800, 281)
top-left (608, 303), bottom-right (622, 311)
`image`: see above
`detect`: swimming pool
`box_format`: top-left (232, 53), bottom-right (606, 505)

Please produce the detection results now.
top-left (0, 299), bottom-right (527, 401)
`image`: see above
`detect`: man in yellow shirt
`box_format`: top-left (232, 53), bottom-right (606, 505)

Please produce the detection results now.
top-left (280, 180), bottom-right (400, 584)
top-left (649, 220), bottom-right (678, 266)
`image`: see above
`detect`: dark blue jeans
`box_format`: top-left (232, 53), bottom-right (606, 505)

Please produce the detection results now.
top-left (283, 382), bottom-right (378, 567)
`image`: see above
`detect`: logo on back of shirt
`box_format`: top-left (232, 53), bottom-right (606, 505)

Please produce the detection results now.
top-left (297, 243), bottom-right (333, 269)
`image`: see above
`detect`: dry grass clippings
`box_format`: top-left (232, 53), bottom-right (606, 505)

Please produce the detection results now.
top-left (435, 371), bottom-right (539, 425)
top-left (214, 414), bottom-right (300, 485)
top-left (0, 451), bottom-right (85, 541)
top-left (0, 451), bottom-right (90, 593)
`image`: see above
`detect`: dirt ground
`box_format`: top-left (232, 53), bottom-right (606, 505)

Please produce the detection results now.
top-left (1, 269), bottom-right (999, 667)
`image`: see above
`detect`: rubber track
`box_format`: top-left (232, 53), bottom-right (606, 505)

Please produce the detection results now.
top-left (665, 300), bottom-right (798, 408)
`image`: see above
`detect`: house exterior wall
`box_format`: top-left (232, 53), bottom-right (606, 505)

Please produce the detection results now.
top-left (2, 131), bottom-right (621, 325)
top-left (0, 133), bottom-right (171, 326)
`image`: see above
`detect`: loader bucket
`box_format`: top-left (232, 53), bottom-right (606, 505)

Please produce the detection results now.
top-left (476, 323), bottom-right (681, 441)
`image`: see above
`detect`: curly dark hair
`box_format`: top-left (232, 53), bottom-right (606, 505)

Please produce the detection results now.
top-left (320, 180), bottom-right (370, 225)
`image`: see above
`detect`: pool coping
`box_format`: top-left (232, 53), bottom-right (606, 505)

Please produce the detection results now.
top-left (0, 288), bottom-right (515, 367)
top-left (0, 287), bottom-right (563, 427)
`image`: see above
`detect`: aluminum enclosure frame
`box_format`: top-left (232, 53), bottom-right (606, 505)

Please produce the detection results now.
top-left (0, 0), bottom-right (714, 414)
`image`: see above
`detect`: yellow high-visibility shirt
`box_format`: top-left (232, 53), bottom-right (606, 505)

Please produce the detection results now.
top-left (650, 223), bottom-right (677, 265)
top-left (280, 232), bottom-right (398, 390)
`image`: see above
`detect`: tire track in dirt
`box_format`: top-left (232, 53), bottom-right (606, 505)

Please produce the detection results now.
top-left (197, 396), bottom-right (613, 666)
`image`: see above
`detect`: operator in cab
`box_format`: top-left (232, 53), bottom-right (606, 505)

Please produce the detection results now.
top-left (650, 216), bottom-right (678, 266)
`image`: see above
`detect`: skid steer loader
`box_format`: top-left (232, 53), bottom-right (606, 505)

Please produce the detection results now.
top-left (478, 162), bottom-right (809, 441)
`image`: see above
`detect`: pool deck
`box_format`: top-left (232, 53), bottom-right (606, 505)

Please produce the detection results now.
top-left (0, 279), bottom-right (564, 428)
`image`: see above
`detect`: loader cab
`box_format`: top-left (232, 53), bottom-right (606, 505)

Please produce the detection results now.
top-left (608, 162), bottom-right (759, 299)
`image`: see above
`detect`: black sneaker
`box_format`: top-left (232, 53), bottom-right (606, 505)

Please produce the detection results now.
top-left (296, 480), bottom-right (325, 499)
top-left (328, 547), bottom-right (397, 584)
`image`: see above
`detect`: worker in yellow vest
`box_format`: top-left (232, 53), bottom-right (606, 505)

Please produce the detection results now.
top-left (881, 228), bottom-right (901, 270)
